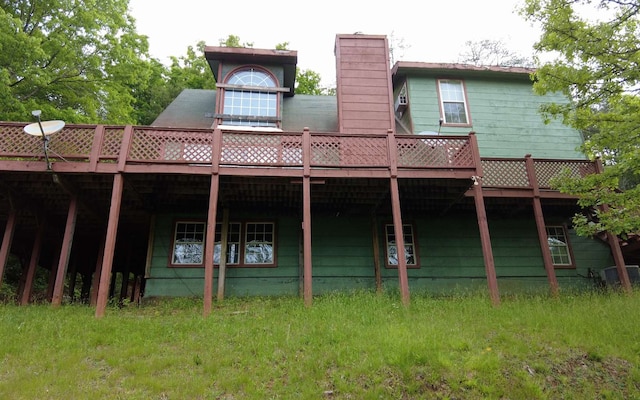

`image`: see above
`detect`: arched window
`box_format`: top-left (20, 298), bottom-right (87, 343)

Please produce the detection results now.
top-left (222, 68), bottom-right (278, 127)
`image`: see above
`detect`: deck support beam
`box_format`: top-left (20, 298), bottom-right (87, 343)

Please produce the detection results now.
top-left (51, 195), bottom-right (78, 306)
top-left (525, 155), bottom-right (559, 296)
top-left (387, 129), bottom-right (410, 305)
top-left (469, 133), bottom-right (500, 306)
top-left (95, 174), bottom-right (124, 318)
top-left (302, 128), bottom-right (313, 306)
top-left (594, 160), bottom-right (632, 292)
top-left (204, 129), bottom-right (222, 316)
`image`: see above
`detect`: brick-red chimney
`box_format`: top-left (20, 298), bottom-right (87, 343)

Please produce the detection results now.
top-left (334, 34), bottom-right (396, 134)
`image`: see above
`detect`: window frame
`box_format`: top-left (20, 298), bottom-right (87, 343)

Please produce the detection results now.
top-left (217, 66), bottom-right (282, 128)
top-left (169, 220), bottom-right (277, 268)
top-left (170, 220), bottom-right (206, 267)
top-left (545, 224), bottom-right (575, 269)
top-left (384, 223), bottom-right (420, 269)
top-left (436, 79), bottom-right (472, 127)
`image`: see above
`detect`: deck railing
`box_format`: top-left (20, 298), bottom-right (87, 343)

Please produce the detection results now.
top-left (0, 123), bottom-right (595, 187)
top-left (481, 158), bottom-right (596, 189)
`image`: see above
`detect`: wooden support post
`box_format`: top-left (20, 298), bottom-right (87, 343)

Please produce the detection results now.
top-left (0, 208), bottom-right (17, 290)
top-left (469, 133), bottom-right (500, 306)
top-left (302, 128), bottom-right (313, 306)
top-left (607, 230), bottom-right (632, 293)
top-left (371, 216), bottom-right (382, 292)
top-left (95, 174), bottom-right (124, 318)
top-left (217, 208), bottom-right (230, 301)
top-left (204, 174), bottom-right (220, 316)
top-left (20, 219), bottom-right (44, 305)
top-left (526, 155), bottom-right (559, 296)
top-left (203, 128), bottom-right (222, 317)
top-left (386, 129), bottom-right (410, 305)
top-left (52, 195), bottom-right (78, 307)
top-left (390, 178), bottom-right (410, 305)
top-left (594, 160), bottom-right (632, 292)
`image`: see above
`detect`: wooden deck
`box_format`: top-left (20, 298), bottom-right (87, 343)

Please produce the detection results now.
top-left (0, 122), bottom-right (608, 315)
top-left (0, 123), bottom-right (594, 186)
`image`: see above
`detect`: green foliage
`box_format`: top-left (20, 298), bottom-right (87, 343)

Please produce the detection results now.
top-left (218, 34), bottom-right (253, 48)
top-left (522, 0), bottom-right (640, 237)
top-left (0, 291), bottom-right (639, 399)
top-left (0, 0), bottom-right (151, 124)
top-left (296, 68), bottom-right (335, 95)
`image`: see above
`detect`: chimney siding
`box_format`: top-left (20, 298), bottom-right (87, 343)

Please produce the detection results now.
top-left (335, 35), bottom-right (396, 134)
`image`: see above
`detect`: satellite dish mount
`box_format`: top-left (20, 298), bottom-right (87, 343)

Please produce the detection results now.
top-left (23, 110), bottom-right (65, 170)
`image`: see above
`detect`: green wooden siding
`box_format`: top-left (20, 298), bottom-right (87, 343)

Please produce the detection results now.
top-left (406, 76), bottom-right (585, 159)
top-left (144, 212), bottom-right (613, 298)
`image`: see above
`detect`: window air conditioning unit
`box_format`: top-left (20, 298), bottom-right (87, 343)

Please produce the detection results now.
top-left (395, 83), bottom-right (408, 113)
top-left (599, 265), bottom-right (640, 286)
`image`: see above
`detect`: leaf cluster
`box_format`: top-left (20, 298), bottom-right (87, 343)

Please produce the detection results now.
top-left (522, 0), bottom-right (640, 237)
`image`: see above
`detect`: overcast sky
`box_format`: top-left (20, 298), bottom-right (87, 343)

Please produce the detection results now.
top-left (128, 0), bottom-right (542, 86)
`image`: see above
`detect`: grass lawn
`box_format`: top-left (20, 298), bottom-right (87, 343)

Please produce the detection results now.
top-left (0, 290), bottom-right (638, 399)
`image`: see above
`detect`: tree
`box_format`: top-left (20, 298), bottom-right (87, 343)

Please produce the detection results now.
top-left (521, 0), bottom-right (640, 237)
top-left (0, 0), bottom-right (151, 124)
top-left (458, 39), bottom-right (534, 67)
top-left (219, 34), bottom-right (253, 48)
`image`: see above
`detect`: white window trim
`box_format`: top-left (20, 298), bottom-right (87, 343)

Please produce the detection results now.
top-left (437, 79), bottom-right (471, 126)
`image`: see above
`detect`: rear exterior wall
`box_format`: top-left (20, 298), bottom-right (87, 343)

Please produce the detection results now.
top-left (405, 75), bottom-right (585, 159)
top-left (143, 213), bottom-right (612, 299)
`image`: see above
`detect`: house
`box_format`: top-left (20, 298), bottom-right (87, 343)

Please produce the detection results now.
top-left (0, 34), bottom-right (632, 317)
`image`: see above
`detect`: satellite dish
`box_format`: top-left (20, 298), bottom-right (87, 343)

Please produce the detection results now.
top-left (24, 120), bottom-right (65, 136)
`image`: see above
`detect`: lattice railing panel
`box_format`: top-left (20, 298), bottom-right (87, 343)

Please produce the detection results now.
top-left (221, 133), bottom-right (302, 165)
top-left (535, 160), bottom-right (596, 188)
top-left (310, 136), bottom-right (341, 165)
top-left (310, 135), bottom-right (388, 167)
top-left (47, 127), bottom-right (95, 160)
top-left (129, 129), bottom-right (214, 163)
top-left (101, 128), bottom-right (124, 159)
top-left (397, 137), bottom-right (474, 168)
top-left (482, 159), bottom-right (529, 187)
top-left (0, 124), bottom-right (42, 157)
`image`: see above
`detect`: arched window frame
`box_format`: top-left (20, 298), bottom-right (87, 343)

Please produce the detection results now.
top-left (216, 66), bottom-right (287, 129)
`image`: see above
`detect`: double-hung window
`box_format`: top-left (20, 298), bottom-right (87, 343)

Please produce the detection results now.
top-left (385, 224), bottom-right (418, 268)
top-left (546, 225), bottom-right (573, 267)
top-left (438, 79), bottom-right (471, 125)
top-left (221, 68), bottom-right (278, 127)
top-left (171, 220), bottom-right (276, 267)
